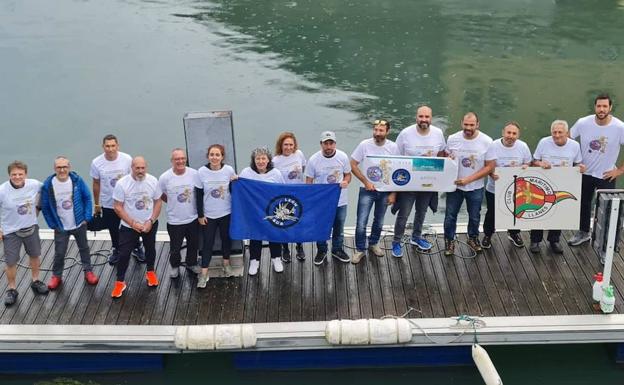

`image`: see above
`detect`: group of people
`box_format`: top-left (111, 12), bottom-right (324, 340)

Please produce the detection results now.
top-left (1, 93), bottom-right (623, 305)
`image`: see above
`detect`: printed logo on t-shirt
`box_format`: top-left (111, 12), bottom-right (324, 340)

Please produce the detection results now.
top-left (589, 136), bottom-right (607, 153)
top-left (61, 200), bottom-right (73, 210)
top-left (134, 196), bottom-right (150, 210)
top-left (461, 155), bottom-right (477, 169)
top-left (210, 186), bottom-right (226, 199)
top-left (287, 166), bottom-right (302, 180)
top-left (176, 188), bottom-right (192, 203)
top-left (17, 201), bottom-right (33, 215)
top-left (326, 171), bottom-right (341, 183)
top-left (110, 173), bottom-right (125, 187)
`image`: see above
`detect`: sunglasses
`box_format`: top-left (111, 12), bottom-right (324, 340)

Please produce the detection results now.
top-left (374, 119), bottom-right (388, 126)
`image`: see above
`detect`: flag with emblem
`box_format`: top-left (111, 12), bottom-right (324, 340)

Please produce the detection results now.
top-left (514, 177), bottom-right (575, 218)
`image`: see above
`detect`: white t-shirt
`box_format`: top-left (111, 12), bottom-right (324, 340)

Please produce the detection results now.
top-left (273, 150), bottom-right (307, 184)
top-left (158, 167), bottom-right (198, 225)
top-left (52, 177), bottom-right (77, 230)
top-left (195, 165), bottom-right (236, 219)
top-left (90, 152), bottom-right (132, 209)
top-left (396, 124), bottom-right (446, 157)
top-left (446, 131), bottom-right (494, 191)
top-left (533, 137), bottom-right (582, 167)
top-left (305, 150), bottom-right (351, 207)
top-left (112, 174), bottom-right (162, 228)
top-left (239, 167), bottom-right (285, 183)
top-left (485, 139), bottom-right (532, 193)
top-left (351, 138), bottom-right (400, 185)
top-left (570, 115), bottom-right (624, 178)
top-left (0, 179), bottom-right (42, 235)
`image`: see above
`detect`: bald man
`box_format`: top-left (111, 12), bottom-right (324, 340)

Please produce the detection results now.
top-left (111, 156), bottom-right (162, 298)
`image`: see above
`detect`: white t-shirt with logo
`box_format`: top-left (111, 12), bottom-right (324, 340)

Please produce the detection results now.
top-left (112, 174), bottom-right (162, 228)
top-left (0, 179), bottom-right (42, 235)
top-left (52, 177), bottom-right (77, 230)
top-left (396, 124), bottom-right (446, 157)
top-left (158, 167), bottom-right (198, 225)
top-left (485, 139), bottom-right (532, 193)
top-left (90, 152), bottom-right (132, 209)
top-left (273, 150), bottom-right (307, 184)
top-left (305, 150), bottom-right (351, 207)
top-left (239, 167), bottom-right (285, 183)
top-left (570, 115), bottom-right (624, 178)
top-left (351, 138), bottom-right (400, 185)
top-left (195, 165), bottom-right (236, 219)
top-left (446, 131), bottom-right (494, 191)
top-left (533, 137), bottom-right (582, 167)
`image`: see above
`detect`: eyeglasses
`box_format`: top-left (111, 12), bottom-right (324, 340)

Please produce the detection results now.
top-left (55, 166), bottom-right (69, 170)
top-left (374, 119), bottom-right (388, 126)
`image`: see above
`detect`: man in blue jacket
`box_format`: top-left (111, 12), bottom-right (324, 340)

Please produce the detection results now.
top-left (41, 156), bottom-right (99, 289)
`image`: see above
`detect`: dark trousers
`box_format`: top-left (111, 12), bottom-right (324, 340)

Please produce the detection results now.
top-left (530, 229), bottom-right (562, 243)
top-left (201, 215), bottom-right (232, 268)
top-left (484, 190), bottom-right (520, 237)
top-left (167, 220), bottom-right (199, 269)
top-left (116, 221), bottom-right (158, 281)
top-left (249, 240), bottom-right (280, 261)
top-left (580, 174), bottom-right (615, 233)
top-left (53, 223), bottom-right (92, 277)
top-left (102, 207), bottom-right (121, 249)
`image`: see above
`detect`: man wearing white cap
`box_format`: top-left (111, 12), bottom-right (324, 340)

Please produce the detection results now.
top-left (306, 131), bottom-right (352, 265)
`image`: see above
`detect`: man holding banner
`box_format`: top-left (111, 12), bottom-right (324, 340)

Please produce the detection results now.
top-left (392, 105), bottom-right (446, 257)
top-left (306, 131), bottom-right (352, 265)
top-left (443, 112), bottom-right (495, 256)
top-left (350, 119), bottom-right (399, 264)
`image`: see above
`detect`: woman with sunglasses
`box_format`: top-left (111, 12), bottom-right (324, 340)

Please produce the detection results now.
top-left (239, 147), bottom-right (286, 276)
top-left (273, 132), bottom-right (307, 262)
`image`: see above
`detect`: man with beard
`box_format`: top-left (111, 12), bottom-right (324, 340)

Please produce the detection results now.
top-left (350, 119), bottom-right (399, 264)
top-left (391, 105), bottom-right (446, 257)
top-left (111, 156), bottom-right (162, 298)
top-left (482, 122), bottom-right (532, 249)
top-left (306, 131), bottom-right (352, 265)
top-left (568, 93), bottom-right (624, 247)
top-left (443, 112), bottom-right (495, 256)
top-left (531, 120), bottom-right (585, 253)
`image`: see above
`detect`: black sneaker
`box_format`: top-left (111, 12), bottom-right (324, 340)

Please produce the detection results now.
top-left (313, 250), bottom-right (327, 265)
top-left (31, 280), bottom-right (49, 295)
top-left (108, 248), bottom-right (119, 265)
top-left (530, 242), bottom-right (540, 253)
top-left (332, 249), bottom-right (350, 263)
top-left (296, 244), bottom-right (306, 261)
top-left (4, 289), bottom-right (18, 306)
top-left (281, 246), bottom-right (292, 263)
top-left (132, 245), bottom-right (146, 263)
top-left (508, 232), bottom-right (524, 248)
top-left (481, 235), bottom-right (492, 249)
top-left (550, 242), bottom-right (563, 254)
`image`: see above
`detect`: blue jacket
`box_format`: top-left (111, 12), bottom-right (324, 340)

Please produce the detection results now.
top-left (41, 171), bottom-right (93, 231)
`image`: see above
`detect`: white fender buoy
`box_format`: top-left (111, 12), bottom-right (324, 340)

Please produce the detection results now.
top-left (174, 324), bottom-right (257, 350)
top-left (325, 319), bottom-right (412, 345)
top-left (472, 343), bottom-right (503, 385)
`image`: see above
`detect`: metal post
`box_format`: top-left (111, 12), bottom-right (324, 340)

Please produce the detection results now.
top-left (602, 198), bottom-right (620, 289)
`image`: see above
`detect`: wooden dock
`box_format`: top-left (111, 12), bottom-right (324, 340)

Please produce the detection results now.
top-left (1, 229), bottom-right (621, 326)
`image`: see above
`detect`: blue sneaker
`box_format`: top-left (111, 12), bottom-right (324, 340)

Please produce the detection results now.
top-left (132, 245), bottom-right (146, 263)
top-left (410, 237), bottom-right (432, 251)
top-left (391, 242), bottom-right (403, 258)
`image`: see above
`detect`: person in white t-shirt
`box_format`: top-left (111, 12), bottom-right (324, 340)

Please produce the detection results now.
top-left (350, 119), bottom-right (399, 264)
top-left (111, 156), bottom-right (162, 298)
top-left (482, 122), bottom-right (532, 249)
top-left (273, 132), bottom-right (307, 262)
top-left (41, 156), bottom-right (99, 291)
top-left (90, 134), bottom-right (144, 264)
top-left (195, 144), bottom-right (237, 286)
top-left (159, 148), bottom-right (200, 282)
top-left (443, 112), bottom-right (495, 256)
top-left (568, 93), bottom-right (624, 247)
top-left (392, 105), bottom-right (446, 258)
top-left (530, 120), bottom-right (585, 253)
top-left (0, 161), bottom-right (48, 306)
top-left (239, 147), bottom-right (286, 276)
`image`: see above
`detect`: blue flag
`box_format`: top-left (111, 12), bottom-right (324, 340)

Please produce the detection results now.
top-left (230, 178), bottom-right (340, 242)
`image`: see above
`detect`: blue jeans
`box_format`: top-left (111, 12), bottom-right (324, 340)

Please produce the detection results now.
top-left (53, 223), bottom-right (92, 277)
top-left (355, 188), bottom-right (389, 251)
top-left (443, 188), bottom-right (483, 240)
top-left (317, 205), bottom-right (347, 253)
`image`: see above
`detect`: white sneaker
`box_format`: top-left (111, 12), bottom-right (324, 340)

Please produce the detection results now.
top-left (196, 273), bottom-right (209, 288)
top-left (224, 264), bottom-right (233, 278)
top-left (169, 266), bottom-right (179, 279)
top-left (368, 244), bottom-right (384, 257)
top-left (351, 251), bottom-right (366, 264)
top-left (248, 260), bottom-right (260, 276)
top-left (271, 258), bottom-right (284, 273)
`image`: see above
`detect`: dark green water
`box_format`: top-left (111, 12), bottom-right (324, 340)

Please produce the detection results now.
top-left (2, 0), bottom-right (624, 382)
